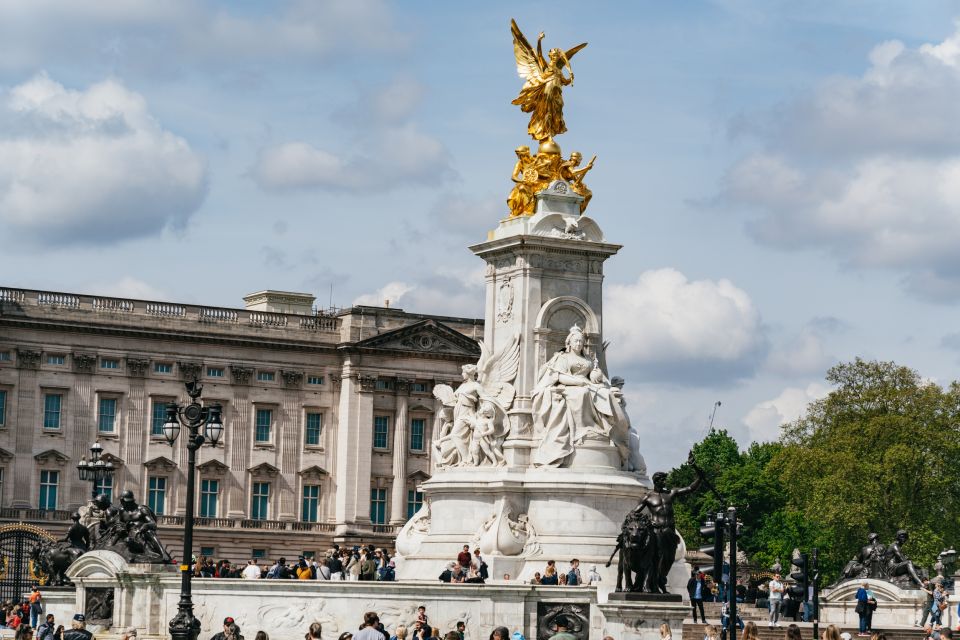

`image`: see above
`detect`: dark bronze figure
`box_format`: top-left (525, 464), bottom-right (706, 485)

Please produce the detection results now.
top-left (608, 453), bottom-right (704, 593)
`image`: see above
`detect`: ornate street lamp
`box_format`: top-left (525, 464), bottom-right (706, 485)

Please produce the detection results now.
top-left (165, 378), bottom-right (224, 640)
top-left (76, 440), bottom-right (115, 500)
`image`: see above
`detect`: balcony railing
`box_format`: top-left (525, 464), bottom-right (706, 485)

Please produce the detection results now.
top-left (155, 515), bottom-right (337, 532)
top-left (0, 287), bottom-right (340, 333)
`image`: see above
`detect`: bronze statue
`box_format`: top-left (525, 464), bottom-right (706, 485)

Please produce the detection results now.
top-left (885, 530), bottom-right (924, 587)
top-left (507, 145), bottom-right (539, 217)
top-left (833, 530), bottom-right (926, 588)
top-left (560, 151), bottom-right (595, 213)
top-left (608, 454), bottom-right (704, 593)
top-left (510, 19), bottom-right (587, 145)
top-left (839, 533), bottom-right (886, 581)
top-left (100, 490), bottom-right (171, 563)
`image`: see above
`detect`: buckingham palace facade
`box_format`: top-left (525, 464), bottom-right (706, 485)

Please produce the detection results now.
top-left (0, 287), bottom-right (481, 560)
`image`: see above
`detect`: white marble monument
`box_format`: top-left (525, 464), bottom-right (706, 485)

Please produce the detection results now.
top-left (393, 182), bottom-right (689, 600)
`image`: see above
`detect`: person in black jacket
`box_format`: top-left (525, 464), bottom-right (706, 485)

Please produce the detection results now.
top-left (62, 615), bottom-right (92, 640)
top-left (686, 571), bottom-right (707, 623)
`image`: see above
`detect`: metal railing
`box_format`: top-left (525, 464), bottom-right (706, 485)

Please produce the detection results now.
top-left (155, 515), bottom-right (337, 532)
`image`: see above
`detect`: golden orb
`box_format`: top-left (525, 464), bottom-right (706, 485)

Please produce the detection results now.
top-left (538, 138), bottom-right (561, 156)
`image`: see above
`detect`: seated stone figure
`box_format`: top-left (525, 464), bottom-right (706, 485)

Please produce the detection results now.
top-left (531, 324), bottom-right (630, 468)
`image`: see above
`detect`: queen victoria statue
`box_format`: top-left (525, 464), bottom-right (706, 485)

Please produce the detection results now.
top-left (532, 324), bottom-right (636, 469)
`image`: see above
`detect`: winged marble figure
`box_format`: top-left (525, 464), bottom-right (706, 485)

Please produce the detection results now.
top-left (433, 334), bottom-right (521, 467)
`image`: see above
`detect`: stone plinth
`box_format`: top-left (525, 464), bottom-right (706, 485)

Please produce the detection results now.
top-left (65, 550), bottom-right (176, 637)
top-left (820, 578), bottom-right (936, 628)
top-left (599, 595), bottom-right (688, 640)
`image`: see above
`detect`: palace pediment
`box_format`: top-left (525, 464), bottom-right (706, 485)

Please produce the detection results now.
top-left (354, 319), bottom-right (479, 358)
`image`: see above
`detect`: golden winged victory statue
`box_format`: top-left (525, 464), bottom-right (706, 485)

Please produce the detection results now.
top-left (507, 20), bottom-right (596, 217)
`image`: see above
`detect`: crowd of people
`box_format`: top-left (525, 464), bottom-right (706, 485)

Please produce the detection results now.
top-left (436, 548), bottom-right (599, 586)
top-left (192, 545), bottom-right (397, 581)
top-left (206, 609), bottom-right (598, 640)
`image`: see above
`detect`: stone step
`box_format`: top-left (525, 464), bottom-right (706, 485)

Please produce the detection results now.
top-left (682, 622), bottom-right (929, 640)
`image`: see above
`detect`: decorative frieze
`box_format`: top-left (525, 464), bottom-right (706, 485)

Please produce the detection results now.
top-left (178, 361), bottom-right (202, 381)
top-left (126, 357), bottom-right (151, 377)
top-left (71, 352), bottom-right (97, 374)
top-left (230, 365), bottom-right (253, 385)
top-left (15, 349), bottom-right (41, 369)
top-left (280, 370), bottom-right (304, 388)
top-left (357, 375), bottom-right (377, 393)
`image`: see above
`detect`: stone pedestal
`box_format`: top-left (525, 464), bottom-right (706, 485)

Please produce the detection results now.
top-left (820, 578), bottom-right (934, 628)
top-left (65, 550), bottom-right (176, 638)
top-left (599, 596), bottom-right (688, 640)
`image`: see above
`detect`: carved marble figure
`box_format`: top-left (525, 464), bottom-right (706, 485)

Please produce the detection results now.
top-left (531, 324), bottom-right (631, 468)
top-left (433, 334), bottom-right (521, 468)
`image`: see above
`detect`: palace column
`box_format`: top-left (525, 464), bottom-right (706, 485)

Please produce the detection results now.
top-left (389, 379), bottom-right (411, 525)
top-left (334, 363), bottom-right (375, 532)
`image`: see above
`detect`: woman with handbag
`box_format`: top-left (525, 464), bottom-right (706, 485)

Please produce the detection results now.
top-left (855, 583), bottom-right (870, 636)
top-left (931, 583), bottom-right (948, 630)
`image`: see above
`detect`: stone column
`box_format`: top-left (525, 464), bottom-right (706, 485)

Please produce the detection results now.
top-left (12, 349), bottom-right (40, 507)
top-left (333, 365), bottom-right (375, 531)
top-left (124, 358), bottom-right (150, 494)
top-left (389, 380), bottom-right (411, 525)
top-left (226, 366), bottom-right (252, 518)
top-left (278, 370), bottom-right (304, 520)
top-left (69, 352), bottom-right (96, 508)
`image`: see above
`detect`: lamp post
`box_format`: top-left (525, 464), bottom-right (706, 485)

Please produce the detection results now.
top-left (76, 441), bottom-right (115, 500)
top-left (165, 378), bottom-right (224, 640)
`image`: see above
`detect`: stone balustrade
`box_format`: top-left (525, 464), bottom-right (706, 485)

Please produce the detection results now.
top-left (0, 287), bottom-right (340, 334)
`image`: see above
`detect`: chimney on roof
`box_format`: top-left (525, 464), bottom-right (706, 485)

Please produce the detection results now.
top-left (243, 290), bottom-right (316, 315)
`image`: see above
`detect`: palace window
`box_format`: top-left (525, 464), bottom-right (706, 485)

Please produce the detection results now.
top-left (373, 416), bottom-right (389, 449)
top-left (100, 358), bottom-right (119, 370)
top-left (0, 352), bottom-right (9, 361)
top-left (151, 400), bottom-right (169, 436)
top-left (148, 476), bottom-right (166, 515)
top-left (251, 482), bottom-right (270, 521)
top-left (98, 397), bottom-right (117, 433)
top-left (302, 485), bottom-right (320, 523)
top-left (39, 470), bottom-right (58, 510)
top-left (207, 367), bottom-right (224, 378)
top-left (411, 382), bottom-right (429, 393)
top-left (46, 355), bottom-right (65, 365)
top-left (307, 375), bottom-right (324, 385)
top-left (410, 418), bottom-right (425, 452)
top-left (255, 409), bottom-right (272, 443)
top-left (93, 475), bottom-right (113, 502)
top-left (199, 479), bottom-right (219, 517)
top-left (370, 488), bottom-right (387, 525)
top-left (256, 371), bottom-right (275, 382)
top-left (407, 489), bottom-right (424, 520)
top-left (305, 412), bottom-right (322, 446)
top-left (0, 390), bottom-right (5, 427)
top-left (43, 393), bottom-right (62, 430)
top-left (154, 362), bottom-right (172, 374)
top-left (375, 379), bottom-right (392, 390)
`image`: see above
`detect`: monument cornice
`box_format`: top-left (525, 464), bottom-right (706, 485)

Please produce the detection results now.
top-left (469, 235), bottom-right (623, 259)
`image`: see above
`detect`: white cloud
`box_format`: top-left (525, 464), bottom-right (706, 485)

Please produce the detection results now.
top-left (722, 23), bottom-right (960, 300)
top-left (0, 0), bottom-right (407, 72)
top-left (353, 281), bottom-right (414, 308)
top-left (605, 268), bottom-right (767, 385)
top-left (0, 73), bottom-right (206, 245)
top-left (87, 276), bottom-right (169, 301)
top-left (743, 383), bottom-right (829, 442)
top-left (352, 266), bottom-right (486, 318)
top-left (764, 318), bottom-right (841, 378)
top-left (254, 124), bottom-right (453, 193)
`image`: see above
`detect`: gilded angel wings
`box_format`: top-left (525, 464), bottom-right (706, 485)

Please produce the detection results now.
top-left (510, 19), bottom-right (587, 87)
top-left (509, 19), bottom-right (587, 142)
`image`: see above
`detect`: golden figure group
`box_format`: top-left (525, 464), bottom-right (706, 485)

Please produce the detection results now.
top-left (507, 145), bottom-right (595, 217)
top-left (507, 20), bottom-right (596, 217)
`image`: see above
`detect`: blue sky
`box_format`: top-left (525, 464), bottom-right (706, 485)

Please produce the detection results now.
top-left (3, 0), bottom-right (960, 470)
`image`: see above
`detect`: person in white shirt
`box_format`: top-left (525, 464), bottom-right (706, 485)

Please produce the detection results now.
top-left (768, 573), bottom-right (784, 627)
top-left (587, 566), bottom-right (602, 585)
top-left (241, 560), bottom-right (262, 579)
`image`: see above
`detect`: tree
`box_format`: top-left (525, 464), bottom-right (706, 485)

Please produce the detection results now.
top-left (773, 358), bottom-right (960, 579)
top-left (664, 358), bottom-right (960, 582)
